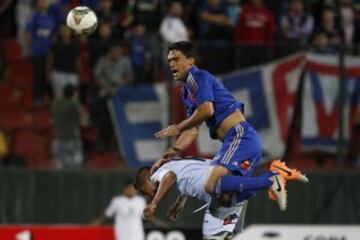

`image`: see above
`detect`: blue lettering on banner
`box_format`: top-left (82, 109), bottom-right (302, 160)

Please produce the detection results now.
top-left (111, 85), bottom-right (163, 167)
top-left (222, 70), bottom-right (270, 129)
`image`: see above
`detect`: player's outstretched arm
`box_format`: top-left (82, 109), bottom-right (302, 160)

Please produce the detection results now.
top-left (143, 171), bottom-right (177, 218)
top-left (150, 127), bottom-right (199, 174)
top-left (154, 102), bottom-right (213, 139)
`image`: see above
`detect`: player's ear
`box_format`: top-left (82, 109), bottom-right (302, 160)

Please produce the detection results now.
top-left (188, 57), bottom-right (195, 65)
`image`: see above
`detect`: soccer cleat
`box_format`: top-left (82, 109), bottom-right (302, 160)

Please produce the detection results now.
top-left (269, 174), bottom-right (287, 211)
top-left (270, 159), bottom-right (309, 183)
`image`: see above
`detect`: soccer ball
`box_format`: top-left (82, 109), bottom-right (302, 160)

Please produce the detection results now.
top-left (66, 6), bottom-right (98, 35)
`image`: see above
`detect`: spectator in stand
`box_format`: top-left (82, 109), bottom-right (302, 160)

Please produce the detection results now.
top-left (160, 1), bottom-right (189, 44)
top-left (96, 0), bottom-right (118, 24)
top-left (197, 0), bottom-right (234, 74)
top-left (159, 1), bottom-right (189, 65)
top-left (0, 129), bottom-right (8, 162)
top-left (134, 0), bottom-right (162, 33)
top-left (15, 0), bottom-right (33, 56)
top-left (313, 7), bottom-right (341, 49)
top-left (234, 0), bottom-right (276, 68)
top-left (311, 30), bottom-right (336, 54)
top-left (0, 0), bottom-right (16, 38)
top-left (0, 130), bottom-right (25, 168)
top-left (48, 23), bottom-right (81, 99)
top-left (198, 0), bottom-right (232, 41)
top-left (227, 0), bottom-right (241, 27)
top-left (125, 22), bottom-right (151, 84)
top-left (51, 84), bottom-right (89, 170)
top-left (89, 21), bottom-right (113, 70)
top-left (96, 0), bottom-right (124, 38)
top-left (280, 0), bottom-right (314, 52)
top-left (26, 0), bottom-right (58, 107)
top-left (339, 0), bottom-right (355, 49)
top-left (93, 44), bottom-right (133, 151)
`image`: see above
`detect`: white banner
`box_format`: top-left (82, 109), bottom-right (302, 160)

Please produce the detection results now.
top-left (234, 225), bottom-right (360, 240)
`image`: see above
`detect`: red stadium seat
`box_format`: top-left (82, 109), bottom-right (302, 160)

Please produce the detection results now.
top-left (6, 59), bottom-right (32, 89)
top-left (86, 151), bottom-right (119, 169)
top-left (33, 108), bottom-right (52, 132)
top-left (0, 83), bottom-right (23, 109)
top-left (13, 129), bottom-right (51, 168)
top-left (3, 40), bottom-right (22, 63)
top-left (0, 110), bottom-right (32, 133)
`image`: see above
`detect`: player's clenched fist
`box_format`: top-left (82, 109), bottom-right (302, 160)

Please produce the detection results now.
top-left (143, 203), bottom-right (157, 219)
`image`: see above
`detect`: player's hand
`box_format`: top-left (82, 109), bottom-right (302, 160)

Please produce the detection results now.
top-left (150, 158), bottom-right (167, 175)
top-left (150, 147), bottom-right (179, 174)
top-left (143, 203), bottom-right (157, 219)
top-left (154, 125), bottom-right (181, 139)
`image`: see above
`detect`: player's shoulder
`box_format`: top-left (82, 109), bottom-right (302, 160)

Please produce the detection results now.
top-left (190, 66), bottom-right (209, 78)
top-left (111, 195), bottom-right (124, 202)
top-left (189, 66), bottom-right (216, 83)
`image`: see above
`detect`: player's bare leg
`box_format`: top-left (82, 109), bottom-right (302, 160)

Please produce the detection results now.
top-left (204, 166), bottom-right (231, 194)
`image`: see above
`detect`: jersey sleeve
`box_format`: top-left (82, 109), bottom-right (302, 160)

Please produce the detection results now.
top-left (104, 198), bottom-right (117, 218)
top-left (192, 72), bottom-right (214, 105)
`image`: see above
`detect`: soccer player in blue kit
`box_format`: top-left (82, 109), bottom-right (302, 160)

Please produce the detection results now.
top-left (151, 41), bottom-right (308, 209)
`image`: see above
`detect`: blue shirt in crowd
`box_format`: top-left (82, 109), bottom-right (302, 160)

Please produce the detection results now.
top-left (181, 66), bottom-right (244, 139)
top-left (26, 10), bottom-right (56, 56)
top-left (126, 33), bottom-right (150, 67)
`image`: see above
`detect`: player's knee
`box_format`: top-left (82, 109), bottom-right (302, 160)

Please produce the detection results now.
top-left (204, 182), bottom-right (214, 194)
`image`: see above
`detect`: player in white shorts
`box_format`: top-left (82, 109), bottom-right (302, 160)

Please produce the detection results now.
top-left (134, 158), bottom-right (284, 239)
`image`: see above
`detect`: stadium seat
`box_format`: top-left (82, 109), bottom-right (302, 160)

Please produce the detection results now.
top-left (5, 58), bottom-right (32, 91)
top-left (86, 151), bottom-right (118, 169)
top-left (33, 108), bottom-right (52, 132)
top-left (0, 110), bottom-right (32, 133)
top-left (0, 83), bottom-right (22, 109)
top-left (3, 40), bottom-right (22, 63)
top-left (13, 129), bottom-right (50, 168)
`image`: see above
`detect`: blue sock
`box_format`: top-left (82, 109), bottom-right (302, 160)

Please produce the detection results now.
top-left (214, 175), bottom-right (273, 195)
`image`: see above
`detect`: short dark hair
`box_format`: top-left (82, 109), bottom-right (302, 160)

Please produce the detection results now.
top-left (133, 166), bottom-right (151, 190)
top-left (123, 179), bottom-right (135, 188)
top-left (168, 41), bottom-right (197, 59)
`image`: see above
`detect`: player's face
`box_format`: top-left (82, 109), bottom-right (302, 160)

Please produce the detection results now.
top-left (138, 180), bottom-right (156, 198)
top-left (168, 50), bottom-right (194, 82)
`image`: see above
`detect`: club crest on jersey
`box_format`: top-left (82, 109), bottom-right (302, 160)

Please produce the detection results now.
top-left (223, 214), bottom-right (238, 225)
top-left (239, 160), bottom-right (251, 171)
top-left (188, 92), bottom-right (197, 104)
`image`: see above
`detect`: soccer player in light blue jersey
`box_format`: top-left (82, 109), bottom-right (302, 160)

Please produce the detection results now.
top-left (151, 41), bottom-right (293, 210)
top-left (135, 158), bottom-right (279, 240)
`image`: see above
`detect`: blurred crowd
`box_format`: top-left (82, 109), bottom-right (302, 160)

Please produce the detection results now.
top-left (0, 0), bottom-right (360, 169)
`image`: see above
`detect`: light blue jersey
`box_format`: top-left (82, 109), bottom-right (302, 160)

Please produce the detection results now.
top-left (150, 159), bottom-right (211, 203)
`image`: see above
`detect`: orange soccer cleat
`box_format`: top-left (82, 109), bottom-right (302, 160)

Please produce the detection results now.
top-left (270, 159), bottom-right (309, 183)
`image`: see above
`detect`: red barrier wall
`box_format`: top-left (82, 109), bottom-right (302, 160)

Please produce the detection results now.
top-left (0, 225), bottom-right (114, 240)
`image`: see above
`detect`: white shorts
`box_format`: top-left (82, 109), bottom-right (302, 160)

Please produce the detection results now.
top-left (202, 200), bottom-right (247, 239)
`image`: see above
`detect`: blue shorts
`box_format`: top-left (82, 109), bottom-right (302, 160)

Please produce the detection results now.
top-left (210, 121), bottom-right (262, 176)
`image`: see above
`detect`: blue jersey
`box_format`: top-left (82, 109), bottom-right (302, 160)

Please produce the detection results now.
top-left (181, 66), bottom-right (244, 139)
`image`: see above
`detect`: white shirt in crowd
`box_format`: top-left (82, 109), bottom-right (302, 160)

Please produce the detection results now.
top-left (160, 15), bottom-right (189, 43)
top-left (105, 195), bottom-right (147, 240)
